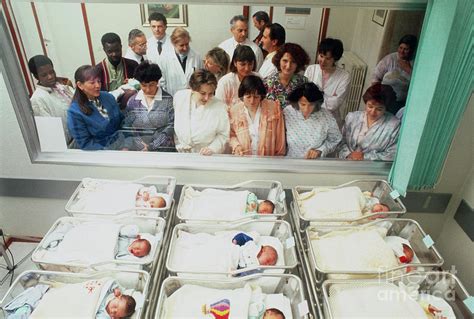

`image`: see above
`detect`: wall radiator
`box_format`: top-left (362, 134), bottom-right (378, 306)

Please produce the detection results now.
top-left (337, 51), bottom-right (367, 119)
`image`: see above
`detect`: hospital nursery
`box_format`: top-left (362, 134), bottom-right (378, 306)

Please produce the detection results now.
top-left (0, 0), bottom-right (473, 318)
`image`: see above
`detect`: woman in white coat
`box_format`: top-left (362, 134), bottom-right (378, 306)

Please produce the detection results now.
top-left (158, 27), bottom-right (203, 96)
top-left (174, 69), bottom-right (229, 155)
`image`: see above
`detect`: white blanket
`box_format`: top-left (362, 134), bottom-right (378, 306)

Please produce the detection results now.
top-left (30, 278), bottom-right (109, 318)
top-left (163, 284), bottom-right (252, 318)
top-left (180, 187), bottom-right (250, 220)
top-left (40, 222), bottom-right (121, 264)
top-left (72, 180), bottom-right (143, 214)
top-left (169, 231), bottom-right (285, 274)
top-left (328, 283), bottom-right (428, 318)
top-left (311, 228), bottom-right (399, 272)
top-left (297, 186), bottom-right (366, 220)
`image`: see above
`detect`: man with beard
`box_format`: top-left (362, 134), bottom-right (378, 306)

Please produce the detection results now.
top-left (96, 32), bottom-right (138, 108)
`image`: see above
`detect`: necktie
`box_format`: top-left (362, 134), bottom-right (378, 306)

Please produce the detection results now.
top-left (140, 56), bottom-right (145, 63)
top-left (157, 41), bottom-right (162, 54)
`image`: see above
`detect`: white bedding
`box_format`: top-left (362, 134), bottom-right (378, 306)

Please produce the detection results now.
top-left (328, 283), bottom-right (428, 318)
top-left (297, 186), bottom-right (367, 220)
top-left (30, 278), bottom-right (110, 318)
top-left (163, 284), bottom-right (252, 318)
top-left (311, 228), bottom-right (399, 272)
top-left (38, 222), bottom-right (121, 264)
top-left (169, 230), bottom-right (285, 274)
top-left (180, 187), bottom-right (250, 220)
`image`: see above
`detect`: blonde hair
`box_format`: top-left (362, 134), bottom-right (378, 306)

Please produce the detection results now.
top-left (170, 27), bottom-right (190, 45)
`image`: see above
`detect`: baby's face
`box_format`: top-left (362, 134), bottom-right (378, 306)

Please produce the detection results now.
top-left (257, 246), bottom-right (277, 266)
top-left (149, 196), bottom-right (166, 208)
top-left (400, 244), bottom-right (414, 263)
top-left (373, 203), bottom-right (389, 213)
top-left (258, 202), bottom-right (274, 214)
top-left (106, 296), bottom-right (128, 319)
top-left (129, 240), bottom-right (149, 257)
top-left (263, 310), bottom-right (285, 319)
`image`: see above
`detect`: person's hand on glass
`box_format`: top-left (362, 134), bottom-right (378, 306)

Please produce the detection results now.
top-left (233, 145), bottom-right (244, 156)
top-left (347, 151), bottom-right (364, 160)
top-left (305, 149), bottom-right (321, 159)
top-left (199, 147), bottom-right (213, 156)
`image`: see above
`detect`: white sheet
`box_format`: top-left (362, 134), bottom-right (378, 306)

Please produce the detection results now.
top-left (71, 180), bottom-right (143, 214)
top-left (328, 283), bottom-right (428, 318)
top-left (180, 187), bottom-right (250, 220)
top-left (163, 284), bottom-right (252, 318)
top-left (297, 186), bottom-right (366, 220)
top-left (169, 230), bottom-right (285, 274)
top-left (39, 222), bottom-right (121, 264)
top-left (311, 228), bottom-right (399, 272)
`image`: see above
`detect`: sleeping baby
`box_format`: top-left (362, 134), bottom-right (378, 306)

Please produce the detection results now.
top-left (246, 193), bottom-right (275, 214)
top-left (135, 186), bottom-right (167, 208)
top-left (231, 232), bottom-right (278, 271)
top-left (4, 278), bottom-right (136, 319)
top-left (115, 225), bottom-right (152, 258)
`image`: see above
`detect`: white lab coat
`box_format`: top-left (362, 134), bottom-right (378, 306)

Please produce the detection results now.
top-left (146, 34), bottom-right (174, 65)
top-left (158, 48), bottom-right (203, 96)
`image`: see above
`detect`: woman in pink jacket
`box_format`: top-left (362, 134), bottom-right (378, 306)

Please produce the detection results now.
top-left (228, 75), bottom-right (286, 156)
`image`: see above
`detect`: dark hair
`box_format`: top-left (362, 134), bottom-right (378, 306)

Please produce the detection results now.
top-left (73, 65), bottom-right (101, 115)
top-left (288, 82), bottom-right (324, 113)
top-left (128, 29), bottom-right (145, 46)
top-left (272, 43), bottom-right (309, 73)
top-left (362, 83), bottom-right (396, 110)
top-left (265, 308), bottom-right (285, 319)
top-left (238, 75), bottom-right (266, 99)
top-left (230, 15), bottom-right (247, 27)
top-left (122, 295), bottom-right (136, 317)
top-left (266, 23), bottom-right (286, 47)
top-left (318, 38), bottom-right (344, 61)
top-left (134, 61), bottom-right (162, 83)
top-left (229, 45), bottom-right (257, 73)
top-left (28, 55), bottom-right (53, 79)
top-left (252, 11), bottom-right (270, 24)
top-left (148, 12), bottom-right (167, 25)
top-left (189, 69), bottom-right (218, 91)
top-left (399, 34), bottom-right (418, 59)
top-left (101, 32), bottom-right (121, 46)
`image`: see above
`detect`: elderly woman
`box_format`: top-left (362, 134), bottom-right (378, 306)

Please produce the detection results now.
top-left (122, 61), bottom-right (175, 152)
top-left (28, 55), bottom-right (74, 144)
top-left (228, 75), bottom-right (285, 156)
top-left (284, 83), bottom-right (341, 159)
top-left (174, 69), bottom-right (229, 155)
top-left (338, 84), bottom-right (401, 161)
top-left (204, 47), bottom-right (230, 81)
top-left (264, 43), bottom-right (309, 108)
top-left (158, 27), bottom-right (203, 96)
top-left (215, 45), bottom-right (259, 107)
top-left (372, 34), bottom-right (418, 114)
top-left (67, 65), bottom-right (123, 150)
top-left (304, 38), bottom-right (350, 127)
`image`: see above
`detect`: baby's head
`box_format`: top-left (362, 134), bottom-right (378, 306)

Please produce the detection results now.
top-left (258, 200), bottom-right (275, 214)
top-left (372, 203), bottom-right (389, 213)
top-left (129, 237), bottom-right (151, 257)
top-left (263, 308), bottom-right (285, 319)
top-left (257, 245), bottom-right (278, 266)
top-left (106, 294), bottom-right (136, 319)
top-left (149, 196), bottom-right (166, 208)
top-left (399, 243), bottom-right (414, 263)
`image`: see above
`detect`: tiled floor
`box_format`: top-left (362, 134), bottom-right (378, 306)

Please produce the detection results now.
top-left (0, 242), bottom-right (37, 299)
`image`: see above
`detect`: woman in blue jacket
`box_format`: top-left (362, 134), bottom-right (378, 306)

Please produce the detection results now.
top-left (67, 65), bottom-right (124, 150)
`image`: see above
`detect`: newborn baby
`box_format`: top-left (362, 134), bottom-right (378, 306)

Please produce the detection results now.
top-left (385, 236), bottom-right (415, 264)
top-left (97, 283), bottom-right (136, 319)
top-left (232, 232), bottom-right (278, 270)
top-left (135, 186), bottom-right (167, 208)
top-left (246, 193), bottom-right (275, 214)
top-left (264, 308), bottom-right (286, 319)
top-left (116, 225), bottom-right (152, 258)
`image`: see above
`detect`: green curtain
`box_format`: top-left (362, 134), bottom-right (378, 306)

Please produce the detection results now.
top-left (389, 0), bottom-right (473, 195)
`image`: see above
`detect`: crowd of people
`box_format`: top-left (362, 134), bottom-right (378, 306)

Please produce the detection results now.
top-left (28, 11), bottom-right (418, 161)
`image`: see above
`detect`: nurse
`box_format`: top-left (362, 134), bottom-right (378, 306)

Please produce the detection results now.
top-left (158, 27), bottom-right (203, 96)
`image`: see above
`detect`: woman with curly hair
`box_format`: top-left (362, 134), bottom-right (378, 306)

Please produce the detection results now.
top-left (264, 43), bottom-right (309, 108)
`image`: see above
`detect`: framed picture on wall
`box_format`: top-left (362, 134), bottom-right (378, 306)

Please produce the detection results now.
top-left (372, 9), bottom-right (387, 26)
top-left (140, 4), bottom-right (188, 27)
